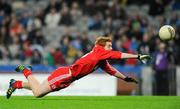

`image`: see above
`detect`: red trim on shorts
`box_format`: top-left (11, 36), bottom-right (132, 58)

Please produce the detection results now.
top-left (47, 67), bottom-right (72, 91)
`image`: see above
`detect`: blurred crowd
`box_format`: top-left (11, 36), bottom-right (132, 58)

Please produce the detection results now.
top-left (0, 0), bottom-right (179, 66)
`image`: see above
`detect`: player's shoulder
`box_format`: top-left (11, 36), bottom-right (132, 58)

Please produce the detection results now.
top-left (93, 45), bottom-right (105, 52)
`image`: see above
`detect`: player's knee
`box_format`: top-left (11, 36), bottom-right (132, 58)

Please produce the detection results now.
top-left (34, 92), bottom-right (44, 98)
top-left (34, 94), bottom-right (43, 98)
top-left (35, 95), bottom-right (43, 98)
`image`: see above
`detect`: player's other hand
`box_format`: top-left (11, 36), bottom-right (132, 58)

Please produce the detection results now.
top-left (138, 54), bottom-right (152, 64)
top-left (124, 76), bottom-right (138, 84)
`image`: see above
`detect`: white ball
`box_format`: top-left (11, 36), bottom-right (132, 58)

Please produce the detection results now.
top-left (159, 25), bottom-right (175, 41)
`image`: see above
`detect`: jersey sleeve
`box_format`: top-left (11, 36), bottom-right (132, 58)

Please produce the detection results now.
top-left (98, 48), bottom-right (122, 60)
top-left (99, 60), bottom-right (118, 75)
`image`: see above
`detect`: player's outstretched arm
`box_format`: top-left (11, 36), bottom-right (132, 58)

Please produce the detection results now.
top-left (121, 53), bottom-right (138, 59)
top-left (121, 53), bottom-right (151, 64)
top-left (99, 60), bottom-right (138, 84)
top-left (114, 72), bottom-right (138, 84)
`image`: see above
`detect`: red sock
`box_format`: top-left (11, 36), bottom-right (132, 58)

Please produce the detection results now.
top-left (13, 81), bottom-right (22, 89)
top-left (23, 69), bottom-right (32, 78)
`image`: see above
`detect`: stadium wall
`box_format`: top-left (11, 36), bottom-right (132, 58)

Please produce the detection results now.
top-left (0, 73), bottom-right (117, 96)
top-left (1, 66), bottom-right (179, 96)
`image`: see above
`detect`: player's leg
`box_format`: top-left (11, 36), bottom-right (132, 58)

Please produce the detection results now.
top-left (24, 66), bottom-right (73, 97)
top-left (22, 82), bottom-right (31, 90)
top-left (9, 65), bottom-right (52, 98)
top-left (6, 79), bottom-right (31, 99)
top-left (7, 77), bottom-right (52, 99)
top-left (10, 80), bottom-right (48, 91)
top-left (15, 65), bottom-right (73, 97)
top-left (7, 65), bottom-right (32, 99)
top-left (26, 75), bottom-right (51, 98)
top-left (7, 65), bottom-right (72, 98)
top-left (12, 81), bottom-right (37, 90)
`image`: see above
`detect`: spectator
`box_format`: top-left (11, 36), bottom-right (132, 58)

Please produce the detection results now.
top-left (0, 48), bottom-right (3, 59)
top-left (45, 8), bottom-right (61, 28)
top-left (52, 48), bottom-right (66, 66)
top-left (103, 16), bottom-right (115, 33)
top-left (9, 36), bottom-right (20, 60)
top-left (1, 46), bottom-right (12, 61)
top-left (26, 21), bottom-right (44, 47)
top-left (138, 33), bottom-right (151, 55)
top-left (168, 12), bottom-right (179, 26)
top-left (172, 0), bottom-right (180, 10)
top-left (59, 6), bottom-right (73, 26)
top-left (174, 25), bottom-right (180, 64)
top-left (44, 0), bottom-right (62, 14)
top-left (19, 27), bottom-right (28, 43)
top-left (81, 32), bottom-right (92, 53)
top-left (108, 2), bottom-right (126, 20)
top-left (9, 14), bottom-right (23, 38)
top-left (88, 12), bottom-right (102, 30)
top-left (0, 26), bottom-right (6, 44)
top-left (121, 36), bottom-right (138, 65)
top-left (27, 14), bottom-right (42, 32)
top-left (0, 10), bottom-right (5, 24)
top-left (128, 13), bottom-right (143, 40)
top-left (19, 12), bottom-right (31, 28)
top-left (60, 34), bottom-right (70, 56)
top-left (67, 44), bottom-right (78, 64)
top-left (22, 42), bottom-right (33, 58)
top-left (149, 0), bottom-right (165, 16)
top-left (1, 17), bottom-right (11, 45)
top-left (70, 2), bottom-right (82, 24)
top-left (0, 0), bottom-right (178, 68)
top-left (83, 0), bottom-right (96, 16)
top-left (153, 42), bottom-right (169, 95)
top-left (0, 0), bottom-right (12, 16)
top-left (5, 46), bottom-right (13, 60)
top-left (112, 39), bottom-right (126, 65)
top-left (45, 48), bottom-right (54, 66)
top-left (31, 49), bottom-right (43, 65)
top-left (32, 30), bottom-right (46, 46)
top-left (71, 36), bottom-right (82, 51)
top-left (35, 8), bottom-right (45, 26)
top-left (95, 0), bottom-right (109, 17)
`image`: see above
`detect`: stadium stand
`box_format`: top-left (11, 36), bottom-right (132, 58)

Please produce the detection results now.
top-left (0, 0), bottom-right (179, 68)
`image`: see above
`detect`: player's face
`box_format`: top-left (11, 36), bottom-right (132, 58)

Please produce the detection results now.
top-left (104, 42), bottom-right (112, 50)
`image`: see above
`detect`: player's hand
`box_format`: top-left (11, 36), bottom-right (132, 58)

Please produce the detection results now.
top-left (124, 76), bottom-right (138, 84)
top-left (138, 54), bottom-right (151, 64)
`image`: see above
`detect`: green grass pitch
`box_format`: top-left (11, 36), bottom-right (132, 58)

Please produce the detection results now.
top-left (0, 96), bottom-right (180, 109)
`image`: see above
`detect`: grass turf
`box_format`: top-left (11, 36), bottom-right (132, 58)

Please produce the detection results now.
top-left (0, 96), bottom-right (179, 109)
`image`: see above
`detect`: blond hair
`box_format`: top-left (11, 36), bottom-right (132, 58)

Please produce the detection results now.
top-left (95, 36), bottom-right (112, 47)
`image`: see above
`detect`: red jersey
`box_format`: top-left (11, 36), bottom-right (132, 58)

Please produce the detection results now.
top-left (70, 45), bottom-right (122, 80)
